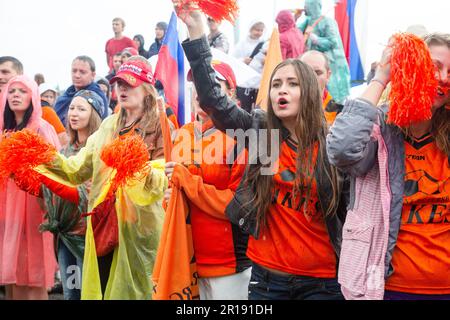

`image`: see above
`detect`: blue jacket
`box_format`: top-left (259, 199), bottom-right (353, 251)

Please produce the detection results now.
top-left (54, 82), bottom-right (108, 126)
top-left (148, 39), bottom-right (163, 58)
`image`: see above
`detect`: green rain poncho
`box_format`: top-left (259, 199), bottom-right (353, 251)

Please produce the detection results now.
top-left (39, 144), bottom-right (89, 261)
top-left (36, 114), bottom-right (167, 300)
top-left (298, 0), bottom-right (351, 103)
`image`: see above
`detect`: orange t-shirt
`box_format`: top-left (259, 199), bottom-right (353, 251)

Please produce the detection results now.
top-left (41, 106), bottom-right (66, 134)
top-left (247, 139), bottom-right (337, 278)
top-left (322, 91), bottom-right (342, 126)
top-left (385, 134), bottom-right (450, 294)
top-left (323, 91), bottom-right (337, 125)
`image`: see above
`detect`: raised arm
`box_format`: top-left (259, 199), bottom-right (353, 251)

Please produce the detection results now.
top-left (35, 127), bottom-right (101, 186)
top-left (174, 1), bottom-right (255, 132)
top-left (326, 44), bottom-right (392, 176)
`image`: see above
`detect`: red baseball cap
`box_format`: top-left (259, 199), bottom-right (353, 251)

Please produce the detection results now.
top-left (122, 47), bottom-right (139, 56)
top-left (187, 60), bottom-right (237, 90)
top-left (110, 60), bottom-right (155, 88)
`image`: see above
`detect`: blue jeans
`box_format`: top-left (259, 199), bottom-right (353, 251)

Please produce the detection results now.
top-left (249, 263), bottom-right (344, 300)
top-left (57, 240), bottom-right (83, 300)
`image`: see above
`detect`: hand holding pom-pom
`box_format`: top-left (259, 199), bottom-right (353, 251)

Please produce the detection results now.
top-left (387, 33), bottom-right (438, 127)
top-left (0, 129), bottom-right (56, 195)
top-left (100, 134), bottom-right (150, 194)
top-left (173, 0), bottom-right (201, 27)
top-left (173, 0), bottom-right (239, 24)
top-left (374, 39), bottom-right (394, 86)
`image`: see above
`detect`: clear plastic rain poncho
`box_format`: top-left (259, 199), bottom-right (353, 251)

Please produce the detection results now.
top-left (298, 0), bottom-right (351, 103)
top-left (0, 76), bottom-right (60, 289)
top-left (36, 114), bottom-right (167, 300)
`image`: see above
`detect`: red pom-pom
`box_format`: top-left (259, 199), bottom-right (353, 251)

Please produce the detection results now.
top-left (178, 0), bottom-right (239, 23)
top-left (0, 129), bottom-right (57, 195)
top-left (387, 33), bottom-right (438, 127)
top-left (100, 134), bottom-right (150, 193)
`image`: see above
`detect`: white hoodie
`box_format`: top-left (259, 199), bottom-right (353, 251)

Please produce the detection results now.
top-left (232, 21), bottom-right (265, 61)
top-left (233, 36), bottom-right (262, 60)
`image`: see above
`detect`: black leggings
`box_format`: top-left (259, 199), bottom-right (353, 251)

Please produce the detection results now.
top-left (97, 251), bottom-right (114, 297)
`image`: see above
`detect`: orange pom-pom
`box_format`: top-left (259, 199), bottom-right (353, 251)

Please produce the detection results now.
top-left (0, 129), bottom-right (56, 195)
top-left (387, 33), bottom-right (438, 127)
top-left (100, 134), bottom-right (150, 193)
top-left (178, 0), bottom-right (239, 23)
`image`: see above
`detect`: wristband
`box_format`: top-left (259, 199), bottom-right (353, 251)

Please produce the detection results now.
top-left (370, 78), bottom-right (387, 89)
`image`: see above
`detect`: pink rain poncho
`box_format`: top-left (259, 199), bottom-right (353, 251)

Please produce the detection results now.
top-left (276, 10), bottom-right (305, 60)
top-left (0, 75), bottom-right (60, 288)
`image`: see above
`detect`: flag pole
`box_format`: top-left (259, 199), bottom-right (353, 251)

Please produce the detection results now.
top-left (233, 0), bottom-right (240, 44)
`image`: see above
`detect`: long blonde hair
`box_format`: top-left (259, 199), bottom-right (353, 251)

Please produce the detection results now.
top-left (113, 56), bottom-right (159, 138)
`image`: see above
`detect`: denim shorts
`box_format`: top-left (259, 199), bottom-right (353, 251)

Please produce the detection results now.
top-left (248, 263), bottom-right (344, 300)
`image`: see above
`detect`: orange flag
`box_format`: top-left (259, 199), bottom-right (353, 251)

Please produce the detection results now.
top-left (152, 99), bottom-right (199, 300)
top-left (152, 185), bottom-right (199, 300)
top-left (255, 28), bottom-right (283, 111)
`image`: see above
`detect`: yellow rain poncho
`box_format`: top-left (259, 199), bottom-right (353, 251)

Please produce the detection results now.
top-left (36, 114), bottom-right (167, 300)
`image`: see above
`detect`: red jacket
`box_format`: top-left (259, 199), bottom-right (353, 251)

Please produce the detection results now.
top-left (276, 10), bottom-right (305, 60)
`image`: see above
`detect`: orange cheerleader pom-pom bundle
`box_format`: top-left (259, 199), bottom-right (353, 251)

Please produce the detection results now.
top-left (100, 134), bottom-right (150, 193)
top-left (177, 0), bottom-right (239, 23)
top-left (387, 33), bottom-right (438, 127)
top-left (0, 129), bottom-right (57, 195)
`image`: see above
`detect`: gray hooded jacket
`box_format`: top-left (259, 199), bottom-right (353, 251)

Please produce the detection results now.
top-left (326, 98), bottom-right (406, 279)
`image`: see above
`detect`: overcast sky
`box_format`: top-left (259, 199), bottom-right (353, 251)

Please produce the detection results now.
top-left (1, 0), bottom-right (449, 89)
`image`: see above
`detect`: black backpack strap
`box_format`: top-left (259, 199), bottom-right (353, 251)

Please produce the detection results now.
top-left (249, 42), bottom-right (264, 59)
top-left (209, 32), bottom-right (223, 46)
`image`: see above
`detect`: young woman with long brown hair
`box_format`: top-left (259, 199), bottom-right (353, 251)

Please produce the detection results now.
top-left (36, 56), bottom-right (168, 300)
top-left (174, 2), bottom-right (347, 300)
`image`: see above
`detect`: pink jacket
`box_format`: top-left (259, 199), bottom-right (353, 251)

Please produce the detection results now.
top-left (0, 75), bottom-right (60, 288)
top-left (0, 75), bottom-right (59, 139)
top-left (276, 10), bottom-right (305, 60)
top-left (338, 124), bottom-right (391, 300)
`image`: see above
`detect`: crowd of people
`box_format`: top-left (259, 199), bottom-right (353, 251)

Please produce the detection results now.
top-left (0, 0), bottom-right (448, 301)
